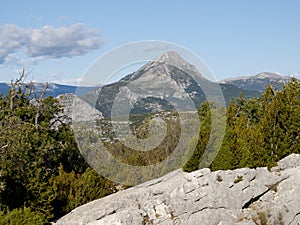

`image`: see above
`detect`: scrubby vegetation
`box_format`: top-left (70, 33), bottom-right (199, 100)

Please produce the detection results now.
top-left (184, 78), bottom-right (300, 172)
top-left (0, 72), bottom-right (299, 223)
top-left (0, 73), bottom-right (116, 223)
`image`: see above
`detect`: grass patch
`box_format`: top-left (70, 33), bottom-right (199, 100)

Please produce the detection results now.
top-left (234, 175), bottom-right (243, 184)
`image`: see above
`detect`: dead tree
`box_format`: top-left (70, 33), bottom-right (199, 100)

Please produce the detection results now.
top-left (8, 69), bottom-right (49, 130)
top-left (9, 68), bottom-right (25, 111)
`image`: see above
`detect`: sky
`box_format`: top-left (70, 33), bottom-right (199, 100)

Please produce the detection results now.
top-left (1, 0), bottom-right (300, 85)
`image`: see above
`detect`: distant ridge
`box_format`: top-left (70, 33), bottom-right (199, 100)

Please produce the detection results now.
top-left (220, 72), bottom-right (291, 92)
top-left (220, 72), bottom-right (288, 82)
top-left (1, 58), bottom-right (292, 105)
top-left (0, 82), bottom-right (97, 97)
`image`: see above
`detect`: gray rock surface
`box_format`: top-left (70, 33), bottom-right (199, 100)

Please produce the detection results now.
top-left (54, 155), bottom-right (300, 225)
top-left (57, 93), bottom-right (103, 122)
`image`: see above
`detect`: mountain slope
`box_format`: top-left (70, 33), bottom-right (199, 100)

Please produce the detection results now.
top-left (95, 51), bottom-right (260, 117)
top-left (220, 72), bottom-right (291, 92)
top-left (0, 82), bottom-right (97, 97)
top-left (0, 83), bottom-right (10, 96)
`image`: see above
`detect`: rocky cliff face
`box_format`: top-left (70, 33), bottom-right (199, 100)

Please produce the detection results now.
top-left (54, 154), bottom-right (300, 225)
top-left (57, 94), bottom-right (103, 122)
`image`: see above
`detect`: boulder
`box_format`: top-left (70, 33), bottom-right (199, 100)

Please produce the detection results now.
top-left (54, 154), bottom-right (300, 225)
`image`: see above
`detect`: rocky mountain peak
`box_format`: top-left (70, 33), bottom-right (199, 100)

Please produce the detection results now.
top-left (121, 51), bottom-right (202, 82)
top-left (156, 51), bottom-right (202, 78)
top-left (98, 51), bottom-right (212, 117)
top-left (157, 51), bottom-right (183, 64)
top-left (120, 51), bottom-right (188, 82)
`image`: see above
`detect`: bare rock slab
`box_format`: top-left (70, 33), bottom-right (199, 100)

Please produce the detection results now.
top-left (54, 154), bottom-right (300, 225)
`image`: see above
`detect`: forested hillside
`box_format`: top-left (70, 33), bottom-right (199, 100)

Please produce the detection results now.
top-left (0, 74), bottom-right (116, 224)
top-left (184, 78), bottom-right (300, 172)
top-left (0, 74), bottom-right (299, 224)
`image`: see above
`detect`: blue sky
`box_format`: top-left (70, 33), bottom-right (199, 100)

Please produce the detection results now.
top-left (1, 0), bottom-right (300, 85)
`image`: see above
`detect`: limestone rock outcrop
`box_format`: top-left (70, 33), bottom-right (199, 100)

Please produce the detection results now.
top-left (54, 154), bottom-right (300, 225)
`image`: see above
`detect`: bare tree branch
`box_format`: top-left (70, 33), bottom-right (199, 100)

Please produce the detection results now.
top-left (35, 82), bottom-right (49, 129)
top-left (10, 68), bottom-right (26, 111)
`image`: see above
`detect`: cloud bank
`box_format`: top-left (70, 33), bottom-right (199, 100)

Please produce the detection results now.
top-left (0, 23), bottom-right (101, 65)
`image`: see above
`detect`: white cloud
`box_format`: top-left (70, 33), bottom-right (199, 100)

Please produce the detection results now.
top-left (3, 54), bottom-right (20, 65)
top-left (4, 54), bottom-right (39, 67)
top-left (52, 77), bottom-right (83, 86)
top-left (0, 23), bottom-right (101, 65)
top-left (0, 24), bottom-right (29, 63)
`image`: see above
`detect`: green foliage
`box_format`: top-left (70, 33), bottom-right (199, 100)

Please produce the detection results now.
top-left (234, 175), bottom-right (244, 184)
top-left (51, 165), bottom-right (116, 217)
top-left (183, 102), bottom-right (211, 172)
top-left (0, 76), bottom-right (116, 222)
top-left (0, 207), bottom-right (48, 225)
top-left (183, 102), bottom-right (226, 171)
top-left (185, 78), bottom-right (300, 172)
top-left (100, 110), bottom-right (182, 167)
top-left (1, 74), bottom-right (299, 223)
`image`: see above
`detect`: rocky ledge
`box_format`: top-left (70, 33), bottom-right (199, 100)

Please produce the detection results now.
top-left (54, 154), bottom-right (300, 225)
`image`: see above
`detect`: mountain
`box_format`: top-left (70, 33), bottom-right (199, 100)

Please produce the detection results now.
top-left (54, 154), bottom-right (300, 225)
top-left (95, 51), bottom-right (260, 117)
top-left (220, 72), bottom-right (291, 92)
top-left (57, 94), bottom-right (103, 122)
top-left (0, 83), bottom-right (10, 96)
top-left (0, 82), bottom-right (97, 97)
top-left (4, 54), bottom-right (288, 114)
